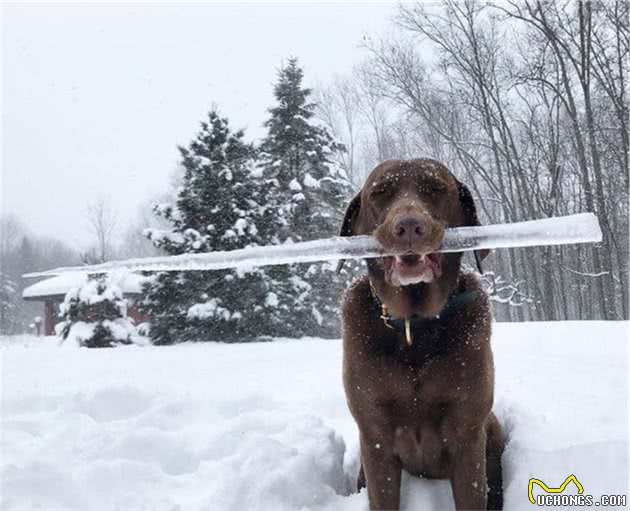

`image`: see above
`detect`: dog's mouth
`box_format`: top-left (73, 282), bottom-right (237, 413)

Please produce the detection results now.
top-left (380, 252), bottom-right (442, 287)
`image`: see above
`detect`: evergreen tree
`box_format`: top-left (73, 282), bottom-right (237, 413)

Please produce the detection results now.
top-left (57, 275), bottom-right (136, 348)
top-left (257, 58), bottom-right (354, 337)
top-left (142, 111), bottom-right (272, 343)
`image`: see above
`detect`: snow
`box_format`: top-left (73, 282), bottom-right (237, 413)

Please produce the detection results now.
top-left (142, 228), bottom-right (186, 246)
top-left (1, 321), bottom-right (627, 511)
top-left (57, 319), bottom-right (142, 348)
top-left (187, 299), bottom-right (231, 321)
top-left (25, 213), bottom-right (602, 278)
top-left (153, 203), bottom-right (174, 217)
top-left (303, 173), bottom-right (320, 188)
top-left (58, 320), bottom-right (95, 346)
top-left (68, 276), bottom-right (124, 307)
top-left (265, 292), bottom-right (279, 307)
top-left (219, 168), bottom-right (233, 182)
top-left (249, 162), bottom-right (264, 179)
top-left (289, 178), bottom-right (303, 191)
top-left (233, 218), bottom-right (249, 237)
top-left (22, 272), bottom-right (147, 299)
top-left (312, 306), bottom-right (323, 325)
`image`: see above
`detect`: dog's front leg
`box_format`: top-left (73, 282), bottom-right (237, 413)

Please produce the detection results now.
top-left (447, 424), bottom-right (488, 510)
top-left (360, 427), bottom-right (402, 510)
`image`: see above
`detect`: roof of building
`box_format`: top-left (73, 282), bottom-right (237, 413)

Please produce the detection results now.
top-left (23, 273), bottom-right (147, 300)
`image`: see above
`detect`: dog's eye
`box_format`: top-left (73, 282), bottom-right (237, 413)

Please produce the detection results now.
top-left (420, 183), bottom-right (446, 194)
top-left (370, 187), bottom-right (390, 198)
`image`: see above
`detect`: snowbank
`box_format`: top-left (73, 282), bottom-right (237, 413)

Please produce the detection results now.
top-left (1, 322), bottom-right (628, 510)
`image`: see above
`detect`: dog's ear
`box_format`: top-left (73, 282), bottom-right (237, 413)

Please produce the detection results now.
top-left (456, 180), bottom-right (489, 274)
top-left (336, 193), bottom-right (362, 274)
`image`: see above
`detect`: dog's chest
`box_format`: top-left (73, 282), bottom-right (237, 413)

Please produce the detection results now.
top-left (343, 290), bottom-right (483, 422)
top-left (385, 357), bottom-right (462, 414)
top-left (346, 342), bottom-right (471, 423)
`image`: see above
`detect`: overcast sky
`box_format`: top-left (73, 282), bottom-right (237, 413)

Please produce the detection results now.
top-left (2, 1), bottom-right (396, 249)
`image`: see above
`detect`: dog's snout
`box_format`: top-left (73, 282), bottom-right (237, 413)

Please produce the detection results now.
top-left (393, 215), bottom-right (425, 244)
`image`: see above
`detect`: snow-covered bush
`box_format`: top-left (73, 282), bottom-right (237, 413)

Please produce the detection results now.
top-left (56, 275), bottom-right (137, 348)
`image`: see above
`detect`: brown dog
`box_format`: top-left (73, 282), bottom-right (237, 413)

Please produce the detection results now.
top-left (338, 159), bottom-right (503, 510)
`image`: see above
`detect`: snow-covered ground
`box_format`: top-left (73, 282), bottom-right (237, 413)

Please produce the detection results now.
top-left (1, 322), bottom-right (628, 510)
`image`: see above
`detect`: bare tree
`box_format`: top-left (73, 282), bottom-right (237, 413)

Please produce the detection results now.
top-left (0, 213), bottom-right (79, 334)
top-left (0, 215), bottom-right (26, 334)
top-left (494, 0), bottom-right (628, 318)
top-left (316, 76), bottom-right (363, 185)
top-left (335, 0), bottom-right (628, 320)
top-left (87, 197), bottom-right (118, 263)
top-left (0, 214), bottom-right (25, 257)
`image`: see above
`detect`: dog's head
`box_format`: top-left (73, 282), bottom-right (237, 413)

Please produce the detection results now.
top-left (339, 159), bottom-right (488, 314)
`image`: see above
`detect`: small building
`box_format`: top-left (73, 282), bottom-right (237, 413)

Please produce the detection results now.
top-left (22, 273), bottom-right (150, 336)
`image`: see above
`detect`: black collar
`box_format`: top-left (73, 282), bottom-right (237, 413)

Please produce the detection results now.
top-left (369, 281), bottom-right (478, 346)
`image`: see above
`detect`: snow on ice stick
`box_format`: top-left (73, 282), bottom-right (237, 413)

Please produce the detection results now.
top-left (23, 213), bottom-right (602, 278)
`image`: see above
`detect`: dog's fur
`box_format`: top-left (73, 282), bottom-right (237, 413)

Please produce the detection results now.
top-left (339, 159), bottom-right (503, 510)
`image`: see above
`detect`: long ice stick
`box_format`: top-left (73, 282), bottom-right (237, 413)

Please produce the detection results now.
top-left (23, 213), bottom-right (602, 278)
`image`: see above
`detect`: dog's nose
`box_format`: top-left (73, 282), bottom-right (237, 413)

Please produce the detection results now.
top-left (393, 215), bottom-right (425, 243)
